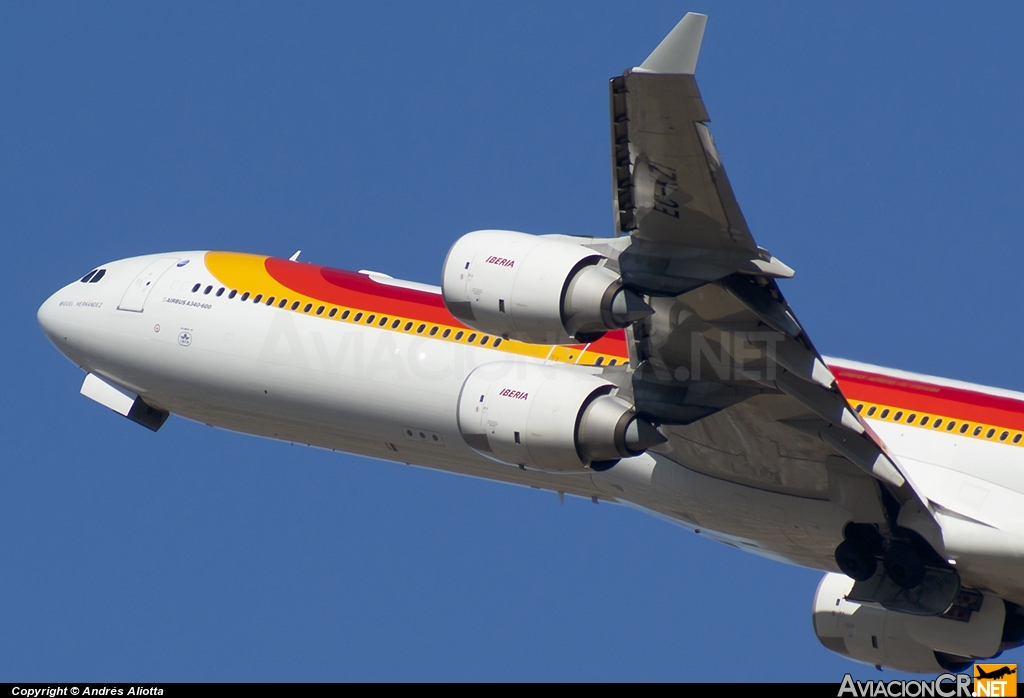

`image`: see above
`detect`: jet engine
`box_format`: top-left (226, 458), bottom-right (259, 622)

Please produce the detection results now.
top-left (441, 230), bottom-right (650, 344)
top-left (456, 361), bottom-right (664, 472)
top-left (813, 572), bottom-right (1009, 673)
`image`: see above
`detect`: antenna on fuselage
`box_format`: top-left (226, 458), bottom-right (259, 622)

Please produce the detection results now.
top-left (289, 250), bottom-right (301, 261)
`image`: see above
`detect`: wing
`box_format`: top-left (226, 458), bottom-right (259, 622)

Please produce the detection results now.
top-left (610, 14), bottom-right (794, 297)
top-left (605, 14), bottom-right (942, 579)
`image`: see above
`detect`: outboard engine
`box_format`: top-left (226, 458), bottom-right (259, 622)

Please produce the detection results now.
top-left (442, 230), bottom-right (650, 344)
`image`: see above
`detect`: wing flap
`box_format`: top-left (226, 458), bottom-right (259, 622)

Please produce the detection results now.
top-left (611, 71), bottom-right (797, 297)
top-left (613, 73), bottom-right (751, 249)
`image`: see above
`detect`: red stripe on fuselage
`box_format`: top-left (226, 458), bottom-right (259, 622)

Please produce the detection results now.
top-left (267, 258), bottom-right (454, 325)
top-left (263, 256), bottom-right (630, 355)
top-left (834, 366), bottom-right (1024, 431)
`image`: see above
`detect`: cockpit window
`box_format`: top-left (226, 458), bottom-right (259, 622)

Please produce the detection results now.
top-left (80, 270), bottom-right (98, 283)
top-left (89, 269), bottom-right (106, 283)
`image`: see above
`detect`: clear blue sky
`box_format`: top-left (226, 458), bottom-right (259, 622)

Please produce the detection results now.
top-left (4, 1), bottom-right (1024, 682)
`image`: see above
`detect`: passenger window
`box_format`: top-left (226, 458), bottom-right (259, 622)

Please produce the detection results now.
top-left (229, 290), bottom-right (238, 299)
top-left (907, 414), bottom-right (917, 424)
top-left (316, 306), bottom-right (325, 315)
top-left (455, 331), bottom-right (464, 340)
top-left (1000, 431), bottom-right (1009, 441)
top-left (493, 338), bottom-right (502, 347)
top-left (291, 301), bottom-right (300, 311)
top-left (329, 308), bottom-right (338, 318)
top-left (933, 419), bottom-right (943, 428)
top-left (595, 356), bottom-right (604, 366)
top-left (468, 333), bottom-right (477, 343)
top-left (880, 409), bottom-right (889, 419)
top-left (987, 428), bottom-right (996, 438)
top-left (204, 285), bottom-right (213, 295)
top-left (429, 326), bottom-right (438, 336)
top-left (920, 416), bottom-right (929, 426)
top-left (609, 359), bottom-right (617, 366)
top-left (216, 287), bottom-right (225, 297)
top-left (441, 328), bottom-right (451, 337)
top-left (241, 292), bottom-right (250, 301)
top-left (855, 404), bottom-right (863, 413)
top-left (866, 406), bottom-right (876, 416)
top-left (342, 310), bottom-right (351, 320)
top-left (253, 294), bottom-right (263, 303)
top-left (959, 423), bottom-right (969, 434)
top-left (416, 324), bottom-right (426, 334)
top-left (391, 319), bottom-right (401, 329)
top-left (894, 411), bottom-right (903, 421)
top-left (192, 283), bottom-right (201, 293)
top-left (404, 321), bottom-right (413, 331)
top-left (379, 317), bottom-right (388, 327)
top-left (306, 304), bottom-right (315, 314)
top-left (973, 426), bottom-right (983, 436)
top-left (946, 421), bottom-right (955, 431)
top-left (1015, 434), bottom-right (1022, 444)
top-left (278, 299), bottom-right (287, 308)
top-left (481, 335), bottom-right (489, 345)
top-left (353, 311), bottom-right (362, 321)
top-left (266, 296), bottom-right (275, 305)
top-left (366, 314), bottom-right (375, 323)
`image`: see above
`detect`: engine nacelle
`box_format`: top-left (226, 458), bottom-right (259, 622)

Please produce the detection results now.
top-left (456, 361), bottom-right (664, 472)
top-left (813, 572), bottom-right (1005, 673)
top-left (442, 230), bottom-right (650, 344)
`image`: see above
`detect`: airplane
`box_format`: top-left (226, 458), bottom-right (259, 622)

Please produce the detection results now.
top-left (976, 666), bottom-right (1017, 681)
top-left (35, 12), bottom-right (1024, 674)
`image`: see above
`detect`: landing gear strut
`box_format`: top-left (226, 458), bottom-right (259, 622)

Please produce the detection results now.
top-left (837, 523), bottom-right (961, 615)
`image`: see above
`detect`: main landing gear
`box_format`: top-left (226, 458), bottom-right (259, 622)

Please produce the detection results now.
top-left (834, 523), bottom-right (932, 590)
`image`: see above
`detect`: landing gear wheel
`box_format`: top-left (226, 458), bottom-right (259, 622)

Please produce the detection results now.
top-left (884, 542), bottom-right (926, 589)
top-left (835, 539), bottom-right (878, 581)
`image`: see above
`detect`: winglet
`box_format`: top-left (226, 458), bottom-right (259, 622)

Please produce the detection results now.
top-left (636, 12), bottom-right (707, 75)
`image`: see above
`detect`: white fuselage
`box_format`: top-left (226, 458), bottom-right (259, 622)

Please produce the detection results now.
top-left (38, 251), bottom-right (1024, 607)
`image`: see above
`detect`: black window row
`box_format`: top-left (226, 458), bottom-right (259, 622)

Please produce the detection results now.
top-left (855, 403), bottom-right (1022, 444)
top-left (80, 269), bottom-right (106, 283)
top-left (187, 281), bottom-right (512, 348)
top-left (185, 281), bottom-right (623, 366)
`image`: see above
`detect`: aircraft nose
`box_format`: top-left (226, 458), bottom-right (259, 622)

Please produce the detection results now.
top-left (37, 288), bottom-right (67, 343)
